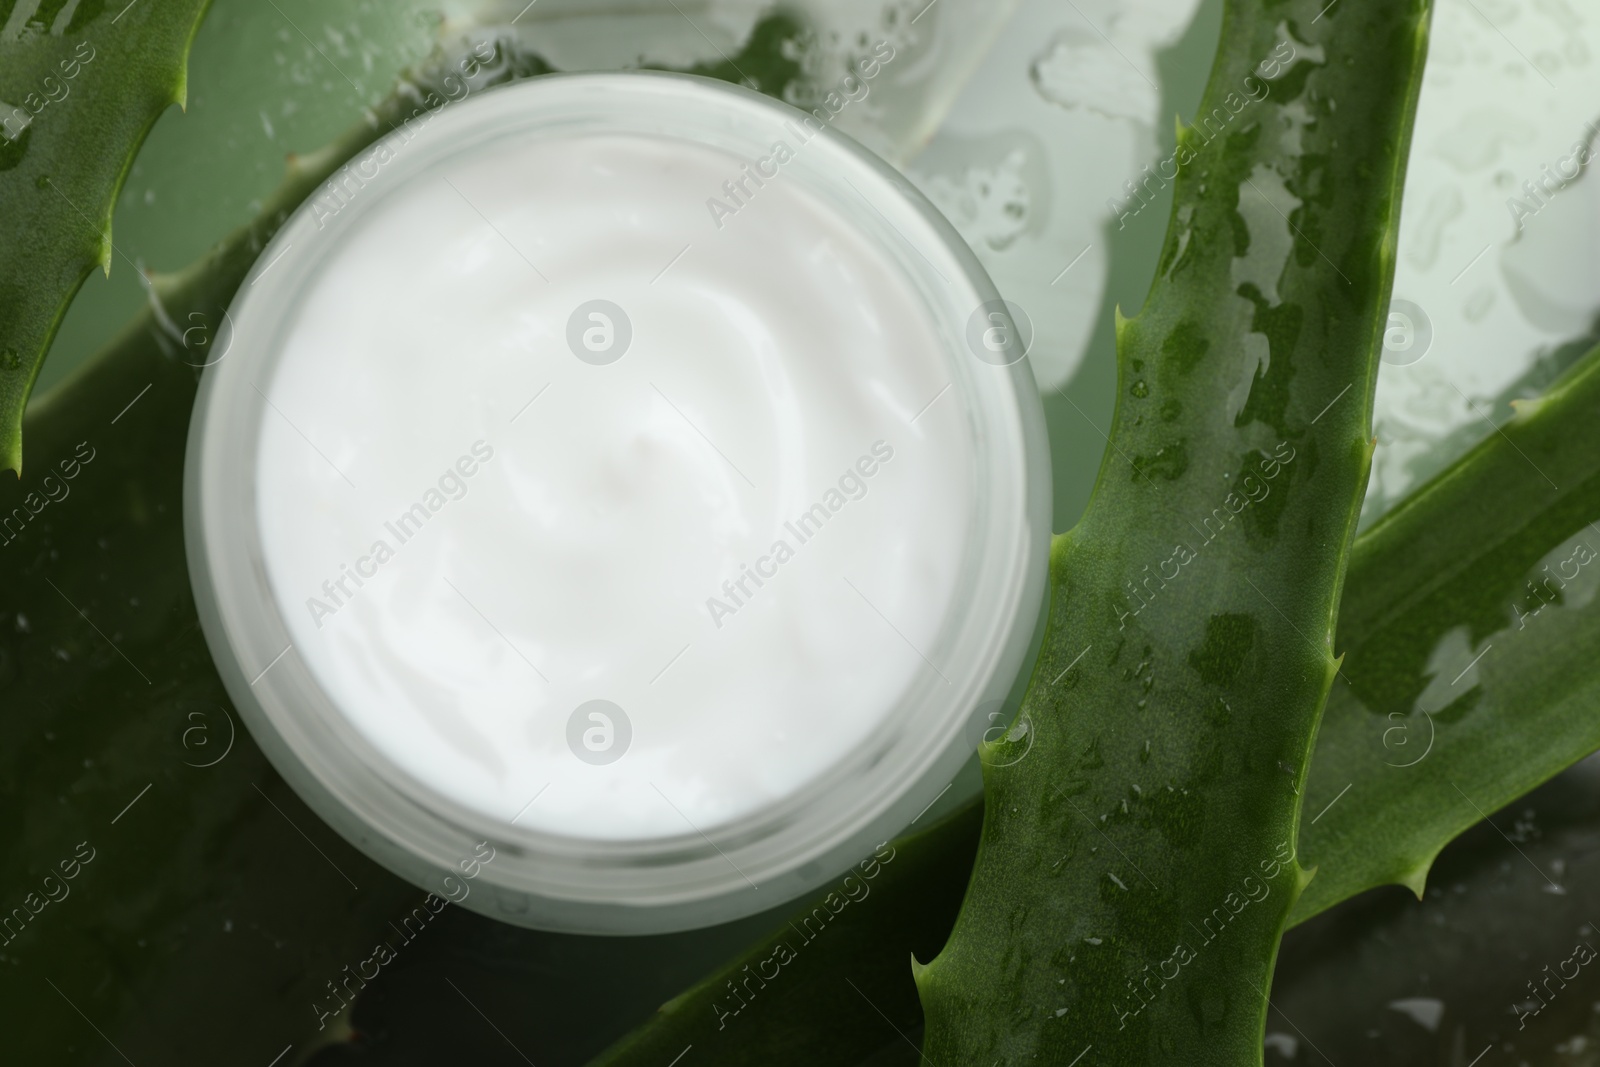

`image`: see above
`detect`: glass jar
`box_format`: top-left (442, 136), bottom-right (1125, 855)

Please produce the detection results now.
top-left (185, 71), bottom-right (1050, 933)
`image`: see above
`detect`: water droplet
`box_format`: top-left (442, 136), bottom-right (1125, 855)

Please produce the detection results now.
top-left (1387, 997), bottom-right (1445, 1033)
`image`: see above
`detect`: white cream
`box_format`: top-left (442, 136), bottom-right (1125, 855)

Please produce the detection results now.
top-left (253, 131), bottom-right (977, 841)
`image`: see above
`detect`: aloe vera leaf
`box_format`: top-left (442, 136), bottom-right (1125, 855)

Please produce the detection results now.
top-left (908, 0), bottom-right (1433, 1060)
top-left (581, 804), bottom-right (981, 1067)
top-left (1, 16), bottom-right (821, 1061)
top-left (1292, 345), bottom-right (1600, 921)
top-left (1272, 757), bottom-right (1600, 1065)
top-left (0, 276), bottom-right (428, 1062)
top-left (0, 32), bottom-right (555, 1065)
top-left (0, 0), bottom-right (214, 476)
top-left (0, 91), bottom-right (439, 1067)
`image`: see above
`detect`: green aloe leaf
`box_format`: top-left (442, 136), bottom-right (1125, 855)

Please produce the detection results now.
top-left (1293, 346), bottom-right (1600, 920)
top-left (0, 38), bottom-right (515, 1064)
top-left (0, 15), bottom-right (818, 1062)
top-left (912, 0), bottom-right (1433, 1061)
top-left (588, 805), bottom-right (982, 1067)
top-left (0, 24), bottom-right (559, 1062)
top-left (0, 0), bottom-right (213, 476)
top-left (1274, 755), bottom-right (1600, 1065)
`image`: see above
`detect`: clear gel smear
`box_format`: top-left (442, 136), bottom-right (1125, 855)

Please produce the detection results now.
top-left (253, 131), bottom-right (977, 842)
